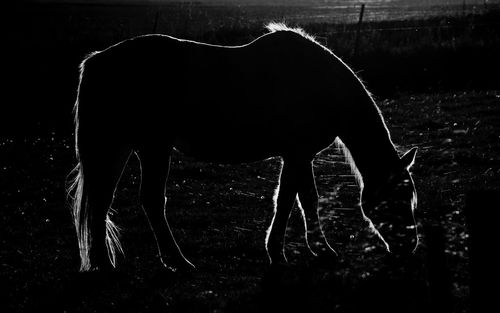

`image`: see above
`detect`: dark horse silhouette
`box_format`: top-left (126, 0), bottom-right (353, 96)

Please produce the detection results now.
top-left (68, 23), bottom-right (418, 272)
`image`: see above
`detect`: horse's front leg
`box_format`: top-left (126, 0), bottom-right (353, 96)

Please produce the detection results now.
top-left (296, 162), bottom-right (338, 260)
top-left (265, 160), bottom-right (300, 265)
top-left (137, 148), bottom-right (195, 272)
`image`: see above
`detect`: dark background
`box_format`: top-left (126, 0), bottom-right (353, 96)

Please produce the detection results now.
top-left (2, 1), bottom-right (499, 312)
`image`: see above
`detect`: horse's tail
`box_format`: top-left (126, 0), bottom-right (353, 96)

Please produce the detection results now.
top-left (67, 55), bottom-right (123, 271)
top-left (67, 160), bottom-right (91, 271)
top-left (67, 128), bottom-right (124, 273)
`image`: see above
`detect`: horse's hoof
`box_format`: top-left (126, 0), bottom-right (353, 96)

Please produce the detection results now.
top-left (269, 260), bottom-right (289, 271)
top-left (149, 261), bottom-right (196, 286)
top-left (309, 242), bottom-right (338, 258)
top-left (172, 262), bottom-right (196, 274)
top-left (308, 244), bottom-right (339, 267)
top-left (268, 251), bottom-right (288, 266)
top-left (161, 257), bottom-right (196, 275)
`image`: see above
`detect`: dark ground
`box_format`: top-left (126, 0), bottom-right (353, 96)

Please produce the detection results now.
top-left (2, 90), bottom-right (499, 312)
top-left (2, 2), bottom-right (500, 313)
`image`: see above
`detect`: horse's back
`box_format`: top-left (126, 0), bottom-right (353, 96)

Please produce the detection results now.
top-left (76, 31), bottom-right (366, 161)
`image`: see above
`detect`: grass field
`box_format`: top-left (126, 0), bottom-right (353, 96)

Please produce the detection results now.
top-left (2, 90), bottom-right (499, 312)
top-left (2, 2), bottom-right (500, 313)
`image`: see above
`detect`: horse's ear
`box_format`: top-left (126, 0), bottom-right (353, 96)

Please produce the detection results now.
top-left (401, 147), bottom-right (417, 169)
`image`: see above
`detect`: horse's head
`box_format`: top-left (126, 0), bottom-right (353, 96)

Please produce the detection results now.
top-left (361, 147), bottom-right (419, 255)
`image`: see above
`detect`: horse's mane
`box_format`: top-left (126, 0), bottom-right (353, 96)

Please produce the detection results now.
top-left (265, 22), bottom-right (319, 45)
top-left (334, 138), bottom-right (364, 189)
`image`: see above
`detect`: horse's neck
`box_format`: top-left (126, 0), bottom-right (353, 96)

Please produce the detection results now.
top-left (339, 97), bottom-right (400, 186)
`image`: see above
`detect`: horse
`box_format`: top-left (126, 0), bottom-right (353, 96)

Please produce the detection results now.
top-left (68, 23), bottom-right (419, 272)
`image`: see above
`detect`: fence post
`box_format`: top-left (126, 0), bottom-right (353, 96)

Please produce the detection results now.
top-left (153, 11), bottom-right (160, 33)
top-left (353, 3), bottom-right (365, 58)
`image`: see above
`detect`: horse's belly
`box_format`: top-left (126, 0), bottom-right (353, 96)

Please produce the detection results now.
top-left (173, 134), bottom-right (279, 164)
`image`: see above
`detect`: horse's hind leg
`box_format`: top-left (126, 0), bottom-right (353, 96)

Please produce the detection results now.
top-left (83, 147), bottom-right (131, 271)
top-left (296, 162), bottom-right (337, 259)
top-left (137, 147), bottom-right (195, 272)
